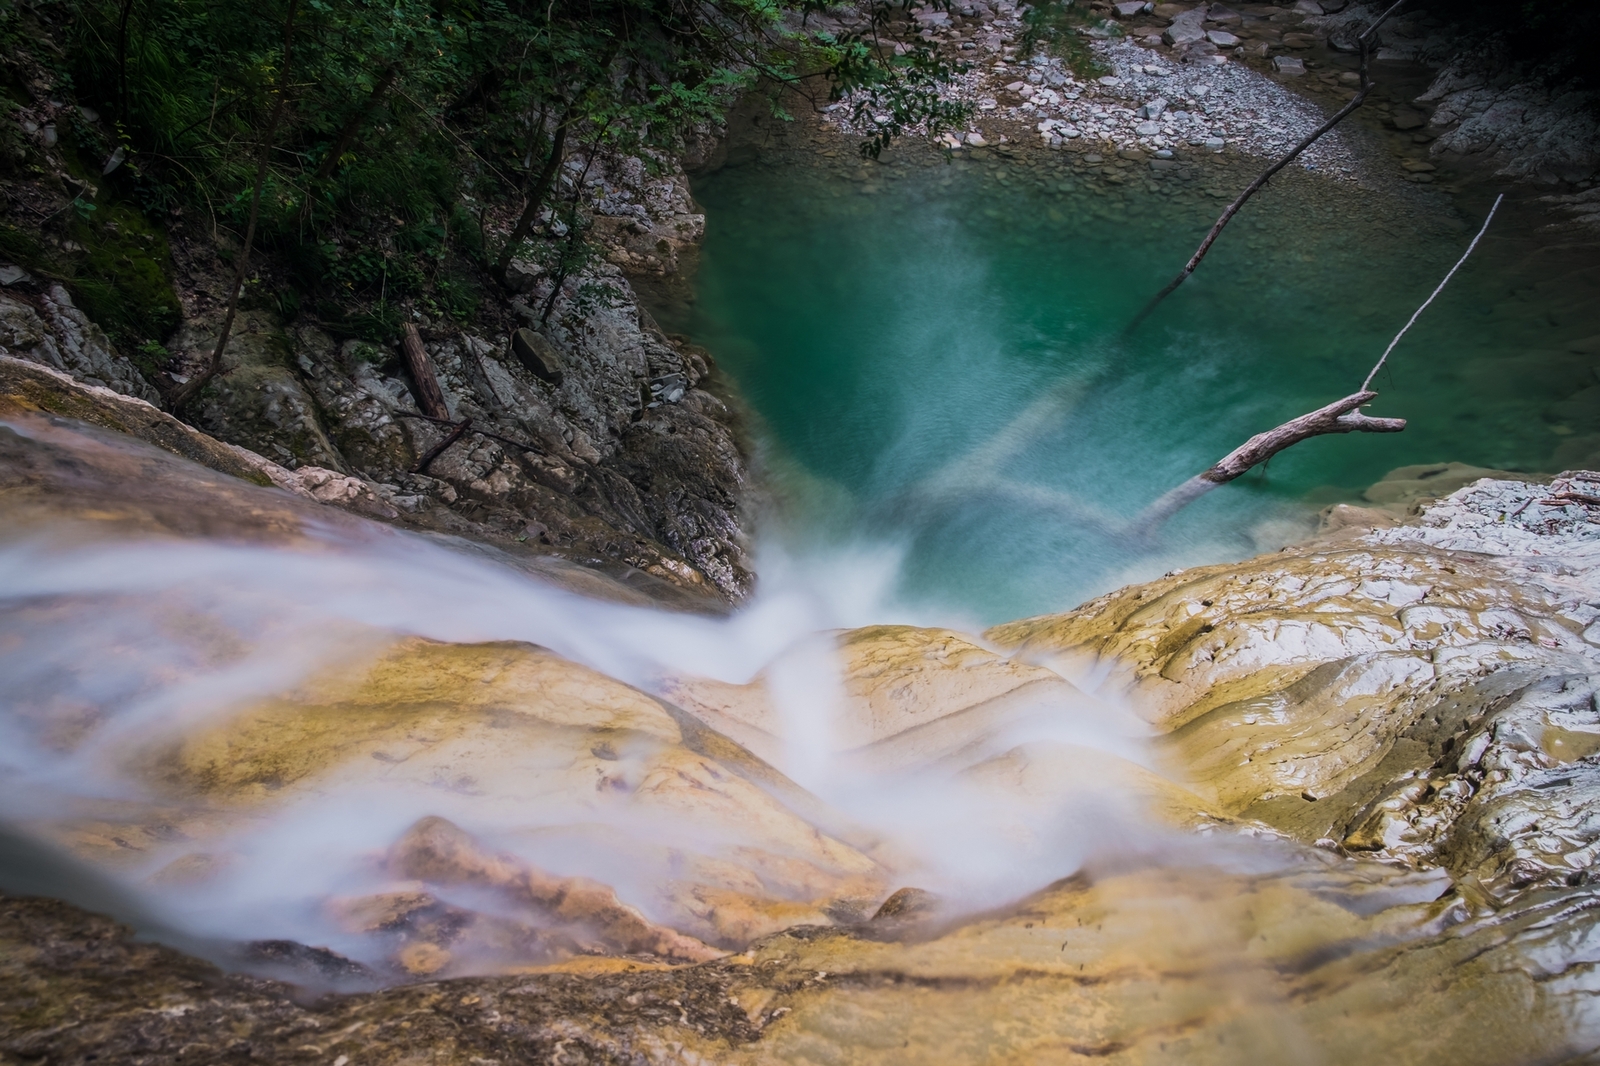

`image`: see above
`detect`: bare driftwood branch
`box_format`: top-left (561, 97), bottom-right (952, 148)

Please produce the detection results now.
top-left (1361, 193), bottom-right (1504, 392)
top-left (401, 323), bottom-right (451, 420)
top-left (1126, 0), bottom-right (1408, 333)
top-left (170, 0), bottom-right (300, 416)
top-left (1133, 392), bottom-right (1404, 531)
top-left (1132, 195), bottom-right (1503, 535)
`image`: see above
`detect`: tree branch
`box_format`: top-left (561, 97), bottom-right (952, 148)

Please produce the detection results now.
top-left (1132, 392), bottom-right (1404, 533)
top-left (1126, 0), bottom-right (1408, 333)
top-left (312, 62), bottom-right (401, 182)
top-left (1361, 193), bottom-right (1503, 392)
top-left (491, 105), bottom-right (575, 290)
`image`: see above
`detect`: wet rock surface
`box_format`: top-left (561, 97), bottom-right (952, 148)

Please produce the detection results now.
top-left (9, 477), bottom-right (1600, 1061)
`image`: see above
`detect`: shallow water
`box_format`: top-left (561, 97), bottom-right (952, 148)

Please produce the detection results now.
top-left (665, 142), bottom-right (1600, 622)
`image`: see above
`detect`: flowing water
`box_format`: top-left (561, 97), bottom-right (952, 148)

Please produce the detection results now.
top-left (660, 140), bottom-right (1600, 623)
top-left (5, 128), bottom-right (1600, 1050)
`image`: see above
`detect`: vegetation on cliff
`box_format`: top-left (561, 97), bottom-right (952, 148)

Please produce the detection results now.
top-left (0, 0), bottom-right (962, 394)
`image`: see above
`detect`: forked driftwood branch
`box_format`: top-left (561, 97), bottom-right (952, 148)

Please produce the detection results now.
top-left (1131, 193), bottom-right (1505, 535)
top-left (1126, 0), bottom-right (1408, 333)
top-left (1132, 391), bottom-right (1404, 530)
top-left (901, 195), bottom-right (1504, 539)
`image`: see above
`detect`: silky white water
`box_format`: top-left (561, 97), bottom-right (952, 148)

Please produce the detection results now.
top-left (0, 512), bottom-right (1171, 971)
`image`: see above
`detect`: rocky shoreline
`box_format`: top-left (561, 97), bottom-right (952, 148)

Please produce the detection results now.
top-left (815, 0), bottom-right (1597, 217)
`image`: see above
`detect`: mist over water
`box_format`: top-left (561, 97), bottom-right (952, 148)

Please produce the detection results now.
top-left (0, 521), bottom-right (1159, 966)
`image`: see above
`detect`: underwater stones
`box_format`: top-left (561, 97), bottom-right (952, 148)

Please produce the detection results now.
top-left (1361, 461), bottom-right (1535, 512)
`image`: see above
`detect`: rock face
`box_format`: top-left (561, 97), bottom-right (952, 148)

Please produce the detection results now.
top-left (0, 265), bottom-right (753, 603)
top-left (0, 143), bottom-right (752, 603)
top-left (990, 472), bottom-right (1600, 902)
top-left (8, 473), bottom-right (1600, 1061)
top-left (0, 283), bottom-right (159, 403)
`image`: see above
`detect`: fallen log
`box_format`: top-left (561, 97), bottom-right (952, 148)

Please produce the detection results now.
top-left (401, 323), bottom-right (451, 420)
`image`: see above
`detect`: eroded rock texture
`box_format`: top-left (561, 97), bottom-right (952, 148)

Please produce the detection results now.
top-left (0, 149), bottom-right (752, 604)
top-left (7, 475), bottom-right (1600, 1063)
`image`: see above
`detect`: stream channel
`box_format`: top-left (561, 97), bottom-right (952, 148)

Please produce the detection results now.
top-left (656, 137), bottom-right (1600, 625)
top-left (6, 114), bottom-right (1600, 1055)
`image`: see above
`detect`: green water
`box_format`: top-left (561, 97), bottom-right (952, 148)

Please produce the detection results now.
top-left (662, 144), bottom-right (1600, 622)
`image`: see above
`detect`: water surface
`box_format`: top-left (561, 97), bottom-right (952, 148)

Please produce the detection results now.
top-left (664, 143), bottom-right (1600, 622)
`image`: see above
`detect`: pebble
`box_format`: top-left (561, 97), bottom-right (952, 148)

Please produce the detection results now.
top-left (817, 7), bottom-right (1360, 179)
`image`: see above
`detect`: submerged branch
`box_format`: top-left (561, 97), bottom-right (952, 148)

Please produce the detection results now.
top-left (1126, 0), bottom-right (1408, 333)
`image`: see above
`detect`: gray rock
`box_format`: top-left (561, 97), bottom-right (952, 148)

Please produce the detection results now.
top-left (1136, 121), bottom-right (1162, 136)
top-left (1291, 0), bottom-right (1323, 12)
top-left (1272, 55), bottom-right (1306, 76)
top-left (1138, 97), bottom-right (1168, 118)
top-left (502, 258), bottom-right (545, 295)
top-left (1112, 0), bottom-right (1149, 16)
top-left (1204, 3), bottom-right (1242, 23)
top-left (1163, 19), bottom-right (1206, 46)
top-left (1391, 108), bottom-right (1426, 131)
top-left (174, 311), bottom-right (347, 471)
top-left (512, 328), bottom-right (566, 386)
top-left (1163, 6), bottom-right (1207, 42)
top-left (0, 285), bottom-right (159, 402)
top-left (0, 263), bottom-right (31, 287)
top-left (1206, 29), bottom-right (1239, 46)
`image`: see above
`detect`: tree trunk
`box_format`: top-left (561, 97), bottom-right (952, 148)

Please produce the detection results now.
top-left (491, 110), bottom-right (572, 289)
top-left (168, 0), bottom-right (301, 416)
top-left (312, 63), bottom-right (401, 182)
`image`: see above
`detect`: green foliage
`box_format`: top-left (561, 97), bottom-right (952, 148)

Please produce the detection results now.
top-left (66, 200), bottom-right (183, 351)
top-left (32, 0), bottom-right (956, 342)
